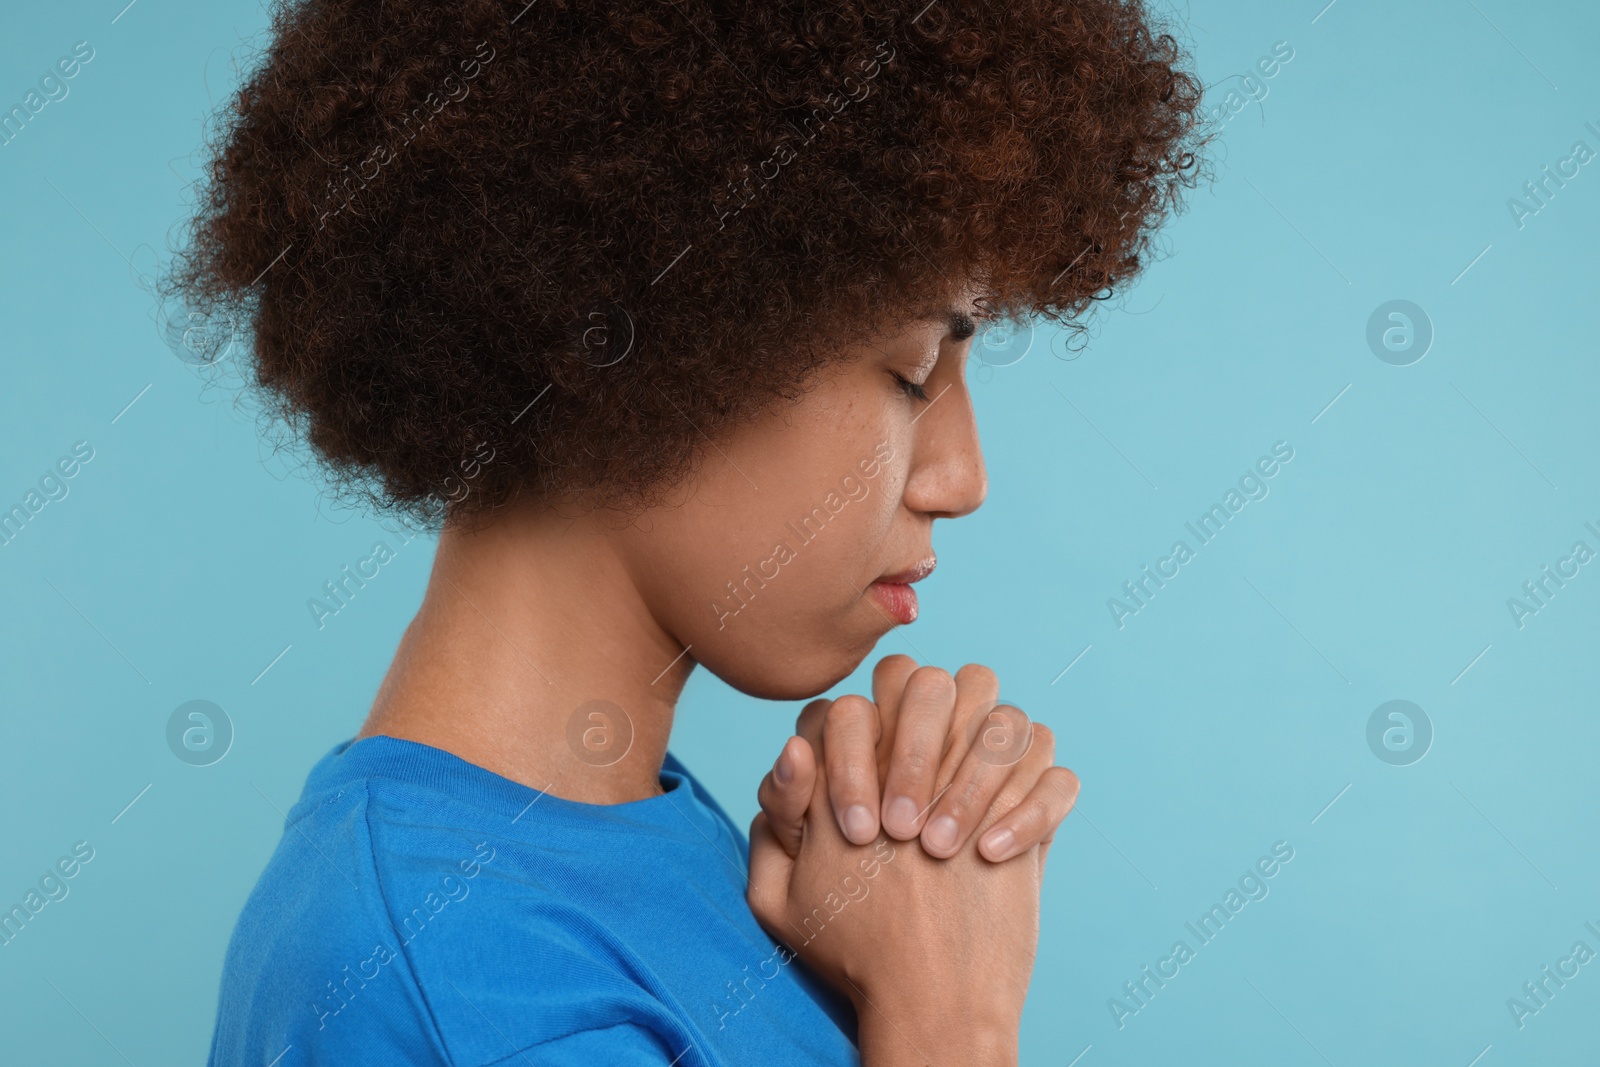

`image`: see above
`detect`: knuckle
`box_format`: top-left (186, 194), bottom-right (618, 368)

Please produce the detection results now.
top-left (826, 694), bottom-right (873, 728)
top-left (1046, 765), bottom-right (1081, 805)
top-left (954, 662), bottom-right (998, 691)
top-left (945, 769), bottom-right (991, 822)
top-left (907, 664), bottom-right (955, 696)
top-left (826, 746), bottom-right (871, 792)
top-left (745, 882), bottom-right (776, 924)
top-left (1014, 793), bottom-right (1051, 832)
top-left (993, 778), bottom-right (1031, 818)
top-left (1027, 721), bottom-right (1056, 762)
top-left (892, 744), bottom-right (936, 780)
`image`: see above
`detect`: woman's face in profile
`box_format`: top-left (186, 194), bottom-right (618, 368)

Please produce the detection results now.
top-left (612, 287), bottom-right (991, 701)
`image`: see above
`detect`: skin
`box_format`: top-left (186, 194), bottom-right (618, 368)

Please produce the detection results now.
top-left (356, 277), bottom-right (1080, 1060)
top-left (753, 654), bottom-right (1079, 1064)
top-left (750, 686), bottom-right (1072, 1066)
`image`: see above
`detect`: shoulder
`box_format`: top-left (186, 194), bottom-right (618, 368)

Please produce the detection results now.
top-left (209, 768), bottom-right (693, 1066)
top-left (208, 775), bottom-right (447, 1063)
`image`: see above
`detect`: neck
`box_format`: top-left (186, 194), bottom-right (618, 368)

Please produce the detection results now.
top-left (357, 503), bottom-right (693, 804)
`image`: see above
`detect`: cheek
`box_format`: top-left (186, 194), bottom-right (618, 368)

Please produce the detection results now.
top-left (661, 468), bottom-right (888, 625)
top-left (632, 511), bottom-right (876, 699)
top-left (627, 439), bottom-right (906, 698)
top-left (621, 353), bottom-right (921, 697)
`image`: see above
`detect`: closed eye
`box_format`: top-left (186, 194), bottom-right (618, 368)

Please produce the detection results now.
top-left (891, 371), bottom-right (930, 403)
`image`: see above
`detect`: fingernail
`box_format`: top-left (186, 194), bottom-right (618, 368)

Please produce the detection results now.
top-left (774, 743), bottom-right (793, 786)
top-left (924, 815), bottom-right (959, 853)
top-left (843, 804), bottom-right (875, 844)
top-left (980, 827), bottom-right (1015, 860)
top-left (884, 795), bottom-right (919, 834)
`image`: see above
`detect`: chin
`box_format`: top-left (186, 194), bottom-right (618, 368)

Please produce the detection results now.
top-left (693, 623), bottom-right (887, 703)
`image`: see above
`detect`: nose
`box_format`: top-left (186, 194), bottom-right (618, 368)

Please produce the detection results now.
top-left (902, 382), bottom-right (987, 519)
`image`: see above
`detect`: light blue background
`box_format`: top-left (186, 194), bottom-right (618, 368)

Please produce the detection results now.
top-left (2, 1), bottom-right (1596, 1063)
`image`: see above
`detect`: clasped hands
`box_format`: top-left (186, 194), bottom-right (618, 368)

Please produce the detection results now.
top-left (745, 655), bottom-right (1080, 1065)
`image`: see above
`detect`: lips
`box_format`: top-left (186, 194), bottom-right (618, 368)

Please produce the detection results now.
top-left (876, 556), bottom-right (937, 585)
top-left (868, 555), bottom-right (935, 625)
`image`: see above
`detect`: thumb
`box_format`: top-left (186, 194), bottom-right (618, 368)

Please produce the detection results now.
top-left (747, 811), bottom-right (796, 933)
top-left (755, 735), bottom-right (817, 859)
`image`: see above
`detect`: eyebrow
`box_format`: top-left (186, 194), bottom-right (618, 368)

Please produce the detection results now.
top-left (919, 307), bottom-right (981, 337)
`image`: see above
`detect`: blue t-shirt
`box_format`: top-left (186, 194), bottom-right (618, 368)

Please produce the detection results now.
top-left (207, 735), bottom-right (860, 1065)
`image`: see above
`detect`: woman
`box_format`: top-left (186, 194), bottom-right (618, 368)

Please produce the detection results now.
top-left (175, 1), bottom-right (1207, 1062)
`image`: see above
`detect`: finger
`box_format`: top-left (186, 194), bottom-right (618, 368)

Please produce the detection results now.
top-left (933, 662), bottom-right (1003, 785)
top-left (795, 697), bottom-right (830, 753)
top-left (879, 666), bottom-right (958, 838)
top-left (746, 812), bottom-right (795, 932)
top-left (797, 695), bottom-right (887, 844)
top-left (961, 717), bottom-right (1053, 849)
top-left (978, 762), bottom-right (1079, 863)
top-left (869, 654), bottom-right (919, 770)
top-left (917, 702), bottom-right (1027, 859)
top-left (756, 735), bottom-right (817, 858)
top-left (972, 716), bottom-right (1055, 830)
top-left (822, 695), bottom-right (883, 845)
top-left (787, 708), bottom-right (849, 822)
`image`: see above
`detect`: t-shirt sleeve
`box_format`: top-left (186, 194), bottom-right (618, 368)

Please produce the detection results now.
top-left (471, 1022), bottom-right (696, 1067)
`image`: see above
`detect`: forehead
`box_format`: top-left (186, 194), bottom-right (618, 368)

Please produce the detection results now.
top-left (907, 279), bottom-right (996, 327)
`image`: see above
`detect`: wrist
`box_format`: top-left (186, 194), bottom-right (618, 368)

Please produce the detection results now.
top-left (853, 993), bottom-right (1020, 1067)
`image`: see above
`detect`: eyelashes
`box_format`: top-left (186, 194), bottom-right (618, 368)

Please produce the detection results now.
top-left (892, 314), bottom-right (980, 404)
top-left (891, 371), bottom-right (931, 403)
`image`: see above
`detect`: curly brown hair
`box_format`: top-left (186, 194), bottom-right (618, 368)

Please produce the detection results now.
top-left (168, 0), bottom-right (1211, 530)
